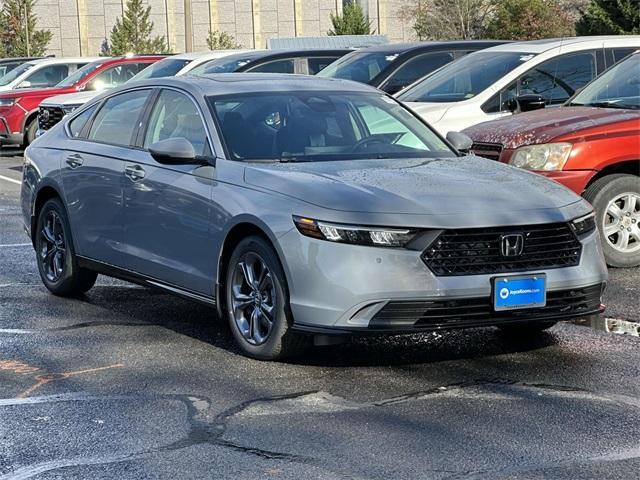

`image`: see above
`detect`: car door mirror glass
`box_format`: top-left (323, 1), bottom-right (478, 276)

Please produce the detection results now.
top-left (149, 137), bottom-right (203, 165)
top-left (515, 94), bottom-right (546, 112)
top-left (446, 131), bottom-right (473, 153)
top-left (17, 80), bottom-right (31, 89)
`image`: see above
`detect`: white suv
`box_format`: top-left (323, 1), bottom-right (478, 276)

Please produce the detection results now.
top-left (0, 57), bottom-right (101, 92)
top-left (397, 36), bottom-right (640, 135)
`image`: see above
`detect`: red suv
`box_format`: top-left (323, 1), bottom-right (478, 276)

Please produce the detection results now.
top-left (0, 55), bottom-right (165, 146)
top-left (464, 53), bottom-right (640, 267)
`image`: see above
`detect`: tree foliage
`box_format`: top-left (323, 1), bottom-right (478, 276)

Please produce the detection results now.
top-left (206, 30), bottom-right (241, 50)
top-left (402, 0), bottom-right (494, 40)
top-left (485, 0), bottom-right (575, 40)
top-left (328, 1), bottom-right (372, 35)
top-left (576, 0), bottom-right (640, 34)
top-left (103, 0), bottom-right (169, 55)
top-left (0, 0), bottom-right (52, 57)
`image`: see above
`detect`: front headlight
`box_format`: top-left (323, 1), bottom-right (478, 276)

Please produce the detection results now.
top-left (0, 98), bottom-right (16, 107)
top-left (293, 216), bottom-right (417, 247)
top-left (510, 143), bottom-right (572, 171)
top-left (571, 212), bottom-right (596, 236)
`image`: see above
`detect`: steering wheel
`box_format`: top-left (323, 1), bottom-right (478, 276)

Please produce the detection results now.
top-left (350, 135), bottom-right (388, 152)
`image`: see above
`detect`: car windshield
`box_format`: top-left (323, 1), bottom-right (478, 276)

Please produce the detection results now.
top-left (209, 91), bottom-right (454, 162)
top-left (397, 51), bottom-right (537, 103)
top-left (57, 60), bottom-right (105, 87)
top-left (317, 51), bottom-right (401, 83)
top-left (189, 57), bottom-right (254, 75)
top-left (568, 54), bottom-right (640, 110)
top-left (128, 58), bottom-right (191, 82)
top-left (0, 62), bottom-right (34, 86)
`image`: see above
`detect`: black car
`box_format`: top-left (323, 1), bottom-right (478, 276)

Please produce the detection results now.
top-left (187, 48), bottom-right (353, 76)
top-left (317, 41), bottom-right (511, 94)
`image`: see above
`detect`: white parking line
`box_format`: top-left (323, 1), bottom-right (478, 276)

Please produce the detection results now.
top-left (0, 174), bottom-right (20, 185)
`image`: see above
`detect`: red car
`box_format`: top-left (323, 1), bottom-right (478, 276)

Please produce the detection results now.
top-left (464, 52), bottom-right (640, 267)
top-left (0, 55), bottom-right (165, 146)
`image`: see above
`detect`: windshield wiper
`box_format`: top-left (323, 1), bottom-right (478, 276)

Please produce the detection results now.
top-left (584, 101), bottom-right (638, 110)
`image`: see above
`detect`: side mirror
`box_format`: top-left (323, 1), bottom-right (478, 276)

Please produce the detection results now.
top-left (514, 94), bottom-right (545, 113)
top-left (446, 131), bottom-right (473, 153)
top-left (149, 138), bottom-right (201, 165)
top-left (17, 80), bottom-right (31, 89)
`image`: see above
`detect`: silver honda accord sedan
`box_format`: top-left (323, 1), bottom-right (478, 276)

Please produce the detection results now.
top-left (21, 74), bottom-right (608, 359)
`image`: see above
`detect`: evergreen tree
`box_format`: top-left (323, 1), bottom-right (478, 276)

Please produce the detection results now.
top-left (576, 0), bottom-right (639, 34)
top-left (485, 0), bottom-right (575, 40)
top-left (206, 30), bottom-right (241, 50)
top-left (103, 0), bottom-right (170, 55)
top-left (0, 0), bottom-right (52, 57)
top-left (328, 1), bottom-right (372, 35)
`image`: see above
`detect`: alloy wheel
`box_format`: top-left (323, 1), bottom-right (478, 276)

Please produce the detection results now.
top-left (39, 210), bottom-right (66, 282)
top-left (230, 252), bottom-right (276, 345)
top-left (603, 192), bottom-right (640, 253)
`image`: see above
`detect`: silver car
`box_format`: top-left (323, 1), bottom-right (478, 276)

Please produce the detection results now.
top-left (21, 74), bottom-right (608, 360)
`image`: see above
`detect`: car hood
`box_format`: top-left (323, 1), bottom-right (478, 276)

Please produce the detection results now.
top-left (244, 156), bottom-right (582, 217)
top-left (0, 86), bottom-right (70, 99)
top-left (40, 90), bottom-right (99, 107)
top-left (463, 106), bottom-right (640, 149)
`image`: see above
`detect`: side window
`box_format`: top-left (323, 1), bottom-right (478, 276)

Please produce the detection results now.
top-left (611, 48), bottom-right (636, 64)
top-left (381, 52), bottom-right (455, 94)
top-left (88, 89), bottom-right (150, 146)
top-left (517, 52), bottom-right (596, 105)
top-left (68, 105), bottom-right (97, 138)
top-left (25, 64), bottom-right (70, 87)
top-left (307, 57), bottom-right (340, 75)
top-left (87, 63), bottom-right (147, 90)
top-left (248, 59), bottom-right (295, 74)
top-left (143, 89), bottom-right (208, 156)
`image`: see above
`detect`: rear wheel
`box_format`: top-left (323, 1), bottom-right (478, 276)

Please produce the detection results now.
top-left (224, 236), bottom-right (307, 360)
top-left (35, 198), bottom-right (97, 296)
top-left (584, 174), bottom-right (640, 268)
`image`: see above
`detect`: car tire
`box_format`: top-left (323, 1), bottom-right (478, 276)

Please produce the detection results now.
top-left (584, 174), bottom-right (640, 268)
top-left (35, 198), bottom-right (97, 296)
top-left (24, 118), bottom-right (38, 147)
top-left (498, 321), bottom-right (557, 335)
top-left (224, 235), bottom-right (308, 360)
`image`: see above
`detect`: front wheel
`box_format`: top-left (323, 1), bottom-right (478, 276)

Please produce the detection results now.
top-left (224, 236), bottom-right (307, 360)
top-left (584, 174), bottom-right (640, 268)
top-left (35, 198), bottom-right (97, 296)
top-left (24, 118), bottom-right (38, 147)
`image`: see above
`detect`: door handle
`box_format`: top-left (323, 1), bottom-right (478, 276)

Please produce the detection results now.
top-left (125, 164), bottom-right (145, 182)
top-left (65, 153), bottom-right (84, 168)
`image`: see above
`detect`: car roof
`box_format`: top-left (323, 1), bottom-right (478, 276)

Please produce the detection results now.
top-left (0, 57), bottom-right (43, 63)
top-left (171, 50), bottom-right (255, 61)
top-left (27, 56), bottom-right (103, 66)
top-left (207, 48), bottom-right (353, 64)
top-left (482, 35), bottom-right (640, 53)
top-left (126, 73), bottom-right (379, 96)
top-left (356, 40), bottom-right (510, 54)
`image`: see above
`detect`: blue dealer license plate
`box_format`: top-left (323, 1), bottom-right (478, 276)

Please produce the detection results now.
top-left (493, 274), bottom-right (546, 311)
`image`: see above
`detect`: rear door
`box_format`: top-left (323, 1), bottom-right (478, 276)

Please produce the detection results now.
top-left (121, 87), bottom-right (216, 295)
top-left (61, 88), bottom-right (152, 267)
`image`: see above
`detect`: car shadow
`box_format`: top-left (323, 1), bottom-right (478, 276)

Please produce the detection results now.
top-left (71, 283), bottom-right (557, 367)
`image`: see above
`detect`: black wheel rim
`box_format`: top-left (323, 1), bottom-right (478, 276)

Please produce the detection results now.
top-left (230, 252), bottom-right (276, 346)
top-left (39, 210), bottom-right (66, 282)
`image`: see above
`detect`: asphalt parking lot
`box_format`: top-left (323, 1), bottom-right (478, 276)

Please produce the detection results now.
top-left (1, 149), bottom-right (639, 479)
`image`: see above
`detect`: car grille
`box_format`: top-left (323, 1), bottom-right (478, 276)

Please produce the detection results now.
top-left (38, 106), bottom-right (64, 131)
top-left (369, 284), bottom-right (603, 330)
top-left (471, 142), bottom-right (503, 161)
top-left (422, 223), bottom-right (582, 276)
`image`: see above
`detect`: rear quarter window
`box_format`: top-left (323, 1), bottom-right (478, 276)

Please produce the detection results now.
top-left (68, 105), bottom-right (97, 138)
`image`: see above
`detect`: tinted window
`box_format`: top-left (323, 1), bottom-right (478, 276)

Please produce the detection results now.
top-left (381, 52), bottom-right (455, 94)
top-left (191, 57), bottom-right (254, 74)
top-left (518, 52), bottom-right (596, 105)
top-left (68, 105), bottom-right (97, 138)
top-left (57, 61), bottom-right (105, 87)
top-left (88, 63), bottom-right (149, 90)
top-left (0, 62), bottom-right (33, 86)
top-left (317, 51), bottom-right (401, 83)
top-left (25, 65), bottom-right (71, 87)
top-left (0, 61), bottom-right (24, 78)
top-left (398, 51), bottom-right (536, 103)
top-left (129, 58), bottom-right (190, 82)
top-left (307, 56), bottom-right (341, 75)
top-left (89, 90), bottom-right (150, 146)
top-left (210, 92), bottom-right (452, 161)
top-left (144, 89), bottom-right (208, 156)
top-left (247, 59), bottom-right (295, 74)
top-left (611, 48), bottom-right (636, 64)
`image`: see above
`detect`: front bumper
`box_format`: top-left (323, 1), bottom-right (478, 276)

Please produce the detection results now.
top-left (278, 227), bottom-right (608, 334)
top-left (536, 170), bottom-right (597, 195)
